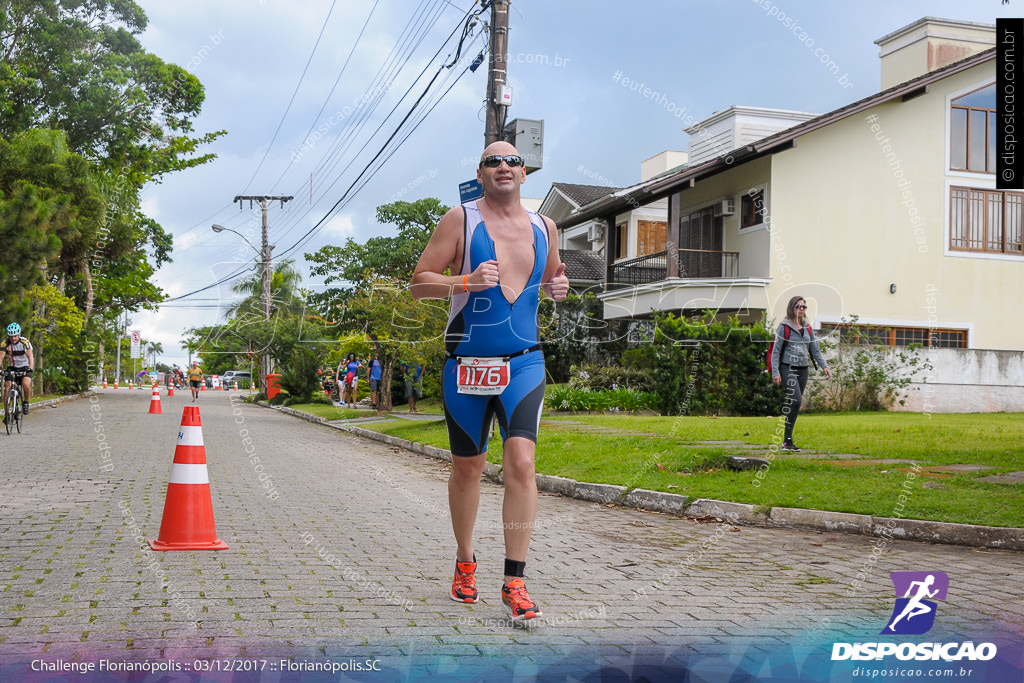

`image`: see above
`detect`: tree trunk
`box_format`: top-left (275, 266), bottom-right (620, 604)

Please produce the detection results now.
top-left (378, 350), bottom-right (396, 412)
top-left (33, 298), bottom-right (44, 395)
top-left (82, 262), bottom-right (94, 325)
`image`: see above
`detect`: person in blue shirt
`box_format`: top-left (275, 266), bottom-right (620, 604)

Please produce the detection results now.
top-left (399, 360), bottom-right (423, 413)
top-left (367, 354), bottom-right (383, 409)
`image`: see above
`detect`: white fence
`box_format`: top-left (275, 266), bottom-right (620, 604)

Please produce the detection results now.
top-left (894, 347), bottom-right (1024, 413)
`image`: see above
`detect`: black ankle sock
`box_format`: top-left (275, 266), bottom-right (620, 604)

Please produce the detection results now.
top-left (504, 559), bottom-right (526, 579)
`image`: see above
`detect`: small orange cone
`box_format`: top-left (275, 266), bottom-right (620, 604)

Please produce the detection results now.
top-left (168, 383), bottom-right (175, 397)
top-left (234, 380), bottom-right (239, 392)
top-left (103, 377), bottom-right (108, 389)
top-left (148, 386), bottom-right (162, 414)
top-left (114, 378), bottom-right (119, 389)
top-left (129, 379), bottom-right (134, 390)
top-left (201, 382), bottom-right (206, 392)
top-left (149, 406), bottom-right (228, 551)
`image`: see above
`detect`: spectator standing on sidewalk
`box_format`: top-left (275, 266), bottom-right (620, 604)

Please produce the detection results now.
top-left (367, 354), bottom-right (383, 409)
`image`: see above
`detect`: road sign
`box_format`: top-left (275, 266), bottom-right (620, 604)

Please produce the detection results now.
top-left (130, 330), bottom-right (141, 359)
top-left (459, 179), bottom-right (483, 203)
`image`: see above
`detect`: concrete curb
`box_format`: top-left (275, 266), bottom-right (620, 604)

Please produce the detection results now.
top-left (37, 390), bottom-right (95, 410)
top-left (262, 403), bottom-right (1024, 552)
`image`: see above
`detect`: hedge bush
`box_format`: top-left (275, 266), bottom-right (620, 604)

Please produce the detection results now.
top-left (627, 311), bottom-right (783, 416)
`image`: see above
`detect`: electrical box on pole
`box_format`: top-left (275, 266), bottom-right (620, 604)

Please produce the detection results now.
top-left (503, 118), bottom-right (544, 174)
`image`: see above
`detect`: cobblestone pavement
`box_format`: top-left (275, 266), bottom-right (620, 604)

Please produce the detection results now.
top-left (0, 390), bottom-right (1021, 681)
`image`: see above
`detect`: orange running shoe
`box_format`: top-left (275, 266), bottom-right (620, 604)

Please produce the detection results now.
top-left (450, 558), bottom-right (479, 603)
top-left (501, 578), bottom-right (542, 621)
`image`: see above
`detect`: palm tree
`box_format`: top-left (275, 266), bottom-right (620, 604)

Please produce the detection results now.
top-left (146, 341), bottom-right (163, 368)
top-left (224, 259), bottom-right (304, 320)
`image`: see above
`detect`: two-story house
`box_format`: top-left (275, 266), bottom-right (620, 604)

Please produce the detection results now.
top-left (557, 17), bottom-right (1022, 411)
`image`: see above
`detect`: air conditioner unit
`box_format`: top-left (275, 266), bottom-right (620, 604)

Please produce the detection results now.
top-left (587, 223), bottom-right (604, 242)
top-left (713, 197), bottom-right (736, 217)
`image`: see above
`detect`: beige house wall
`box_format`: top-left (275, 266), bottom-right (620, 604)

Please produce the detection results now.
top-left (673, 156), bottom-right (773, 279)
top-left (766, 60), bottom-right (1021, 351)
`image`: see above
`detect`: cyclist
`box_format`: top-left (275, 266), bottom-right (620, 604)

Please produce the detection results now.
top-left (187, 361), bottom-right (204, 402)
top-left (0, 322), bottom-right (34, 418)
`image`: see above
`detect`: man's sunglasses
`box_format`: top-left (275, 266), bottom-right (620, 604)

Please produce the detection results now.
top-left (479, 154), bottom-right (524, 168)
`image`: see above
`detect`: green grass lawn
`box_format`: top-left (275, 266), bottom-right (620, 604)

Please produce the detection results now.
top-left (342, 411), bottom-right (1024, 528)
top-left (284, 397), bottom-right (445, 422)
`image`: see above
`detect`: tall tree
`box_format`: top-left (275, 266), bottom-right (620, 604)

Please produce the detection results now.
top-left (1, 0), bottom-right (223, 333)
top-left (305, 198), bottom-right (450, 410)
top-left (306, 198), bottom-right (448, 314)
top-left (0, 0), bottom-right (223, 180)
top-left (146, 340), bottom-right (163, 367)
top-left (224, 259), bottom-right (305, 321)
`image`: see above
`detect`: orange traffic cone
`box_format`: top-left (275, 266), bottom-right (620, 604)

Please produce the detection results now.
top-left (234, 380), bottom-right (239, 392)
top-left (103, 377), bottom-right (108, 389)
top-left (149, 406), bottom-right (228, 551)
top-left (114, 378), bottom-right (119, 389)
top-left (201, 382), bottom-right (206, 392)
top-left (168, 383), bottom-right (175, 397)
top-left (148, 386), bottom-right (162, 414)
top-left (129, 379), bottom-right (134, 390)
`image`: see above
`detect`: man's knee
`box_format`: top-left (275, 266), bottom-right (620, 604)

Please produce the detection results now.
top-left (451, 455), bottom-right (487, 480)
top-left (501, 439), bottom-right (537, 483)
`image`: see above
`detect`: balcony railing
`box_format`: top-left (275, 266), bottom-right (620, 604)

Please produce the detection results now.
top-left (609, 249), bottom-right (739, 287)
top-left (610, 251), bottom-right (668, 286)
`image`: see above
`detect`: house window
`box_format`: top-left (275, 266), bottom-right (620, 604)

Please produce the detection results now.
top-left (740, 190), bottom-right (764, 228)
top-left (950, 186), bottom-right (1024, 254)
top-left (636, 220), bottom-right (667, 257)
top-left (950, 84), bottom-right (995, 173)
top-left (822, 324), bottom-right (966, 349)
top-left (614, 222), bottom-right (629, 260)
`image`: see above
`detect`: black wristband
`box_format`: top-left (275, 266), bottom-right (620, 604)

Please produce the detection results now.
top-left (504, 559), bottom-right (526, 578)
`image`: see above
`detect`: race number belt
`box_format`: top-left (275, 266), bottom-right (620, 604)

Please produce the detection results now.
top-left (456, 357), bottom-right (509, 395)
top-left (450, 344), bottom-right (541, 395)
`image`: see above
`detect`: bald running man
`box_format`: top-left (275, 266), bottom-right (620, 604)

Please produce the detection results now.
top-left (412, 141), bottom-right (569, 622)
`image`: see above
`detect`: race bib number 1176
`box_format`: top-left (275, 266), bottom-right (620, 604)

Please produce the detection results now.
top-left (457, 357), bottom-right (510, 395)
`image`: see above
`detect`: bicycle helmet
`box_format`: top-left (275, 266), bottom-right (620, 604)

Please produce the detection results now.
top-left (6, 323), bottom-right (21, 336)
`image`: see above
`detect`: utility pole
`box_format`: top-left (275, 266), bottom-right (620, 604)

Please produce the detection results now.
top-left (484, 0), bottom-right (511, 146)
top-left (115, 310), bottom-right (123, 384)
top-left (232, 195), bottom-right (293, 387)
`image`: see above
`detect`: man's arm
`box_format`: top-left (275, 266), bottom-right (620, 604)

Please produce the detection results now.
top-left (411, 206), bottom-right (498, 299)
top-left (540, 216), bottom-right (569, 302)
top-left (25, 346), bottom-right (34, 370)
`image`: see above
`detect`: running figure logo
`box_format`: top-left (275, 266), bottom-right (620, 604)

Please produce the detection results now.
top-left (882, 571), bottom-right (949, 635)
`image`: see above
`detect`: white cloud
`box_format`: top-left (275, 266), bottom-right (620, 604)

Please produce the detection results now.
top-left (323, 214), bottom-right (356, 238)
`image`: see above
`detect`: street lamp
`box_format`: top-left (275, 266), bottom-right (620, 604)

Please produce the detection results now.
top-left (212, 223), bottom-right (261, 256)
top-left (212, 222), bottom-right (274, 386)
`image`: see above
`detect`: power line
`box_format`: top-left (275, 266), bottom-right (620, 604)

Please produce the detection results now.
top-left (273, 4), bottom-right (485, 257)
top-left (277, 16), bottom-right (484, 260)
top-left (240, 0), bottom-right (340, 194)
top-left (266, 0), bottom-right (382, 193)
top-left (161, 2), bottom-right (481, 304)
top-left (262, 0), bottom-right (449, 245)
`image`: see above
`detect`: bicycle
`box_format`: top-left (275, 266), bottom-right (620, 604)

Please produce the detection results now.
top-left (3, 369), bottom-right (27, 435)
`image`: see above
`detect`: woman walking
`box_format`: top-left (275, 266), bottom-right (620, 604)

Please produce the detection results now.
top-left (771, 295), bottom-right (831, 452)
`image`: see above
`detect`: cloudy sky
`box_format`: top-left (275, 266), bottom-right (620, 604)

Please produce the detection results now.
top-left (130, 0), bottom-right (1016, 368)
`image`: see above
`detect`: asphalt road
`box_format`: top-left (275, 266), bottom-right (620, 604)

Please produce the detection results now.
top-left (0, 389), bottom-right (1021, 682)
